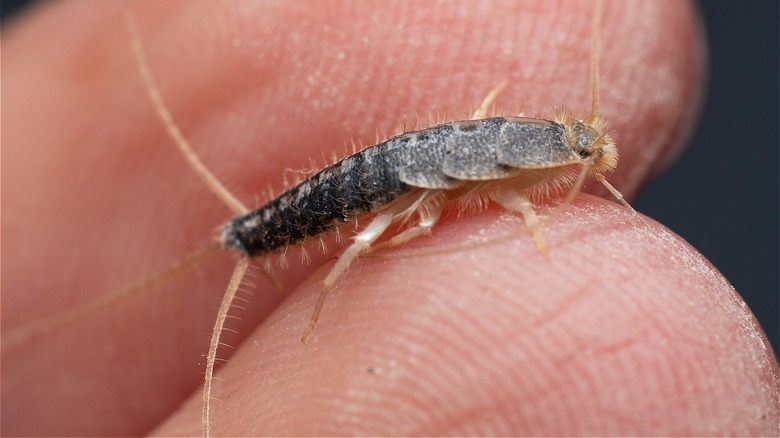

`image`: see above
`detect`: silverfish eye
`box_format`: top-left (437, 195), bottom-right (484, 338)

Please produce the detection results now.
top-left (573, 121), bottom-right (600, 157)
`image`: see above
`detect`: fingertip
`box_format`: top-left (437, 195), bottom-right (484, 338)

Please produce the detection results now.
top-left (160, 196), bottom-right (777, 435)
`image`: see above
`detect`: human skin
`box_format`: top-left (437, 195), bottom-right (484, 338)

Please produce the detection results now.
top-left (3, 0), bottom-right (778, 436)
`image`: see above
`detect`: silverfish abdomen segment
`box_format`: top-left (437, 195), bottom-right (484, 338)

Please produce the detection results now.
top-left (221, 139), bottom-right (410, 256)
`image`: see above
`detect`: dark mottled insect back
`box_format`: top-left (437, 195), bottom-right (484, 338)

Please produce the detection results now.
top-left (221, 116), bottom-right (615, 257)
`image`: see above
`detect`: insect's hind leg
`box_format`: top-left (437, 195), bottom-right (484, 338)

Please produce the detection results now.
top-left (490, 186), bottom-right (548, 257)
top-left (373, 194), bottom-right (445, 251)
top-left (300, 212), bottom-right (396, 343)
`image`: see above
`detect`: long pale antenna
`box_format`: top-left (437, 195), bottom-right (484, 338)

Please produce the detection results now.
top-left (2, 244), bottom-right (217, 350)
top-left (583, 0), bottom-right (645, 223)
top-left (124, 4), bottom-right (248, 215)
top-left (589, 0), bottom-right (603, 120)
top-left (202, 256), bottom-right (250, 438)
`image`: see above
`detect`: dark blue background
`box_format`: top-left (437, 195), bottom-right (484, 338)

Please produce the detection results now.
top-left (4, 1), bottom-right (778, 355)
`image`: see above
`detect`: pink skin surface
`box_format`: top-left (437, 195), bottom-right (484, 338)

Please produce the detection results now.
top-left (3, 0), bottom-right (778, 436)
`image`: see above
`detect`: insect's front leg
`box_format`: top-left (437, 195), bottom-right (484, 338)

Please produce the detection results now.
top-left (490, 185), bottom-right (548, 257)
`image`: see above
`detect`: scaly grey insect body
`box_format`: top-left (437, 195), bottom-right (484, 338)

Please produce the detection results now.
top-left (221, 109), bottom-right (624, 349)
top-left (221, 116), bottom-right (615, 258)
